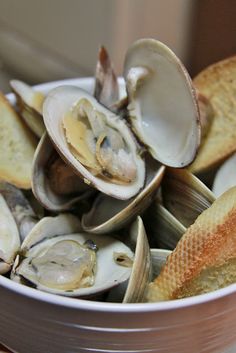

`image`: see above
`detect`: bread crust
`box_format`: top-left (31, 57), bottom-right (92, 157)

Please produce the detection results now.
top-left (147, 186), bottom-right (236, 301)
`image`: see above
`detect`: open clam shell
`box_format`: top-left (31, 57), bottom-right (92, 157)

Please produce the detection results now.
top-left (11, 214), bottom-right (133, 297)
top-left (32, 132), bottom-right (94, 211)
top-left (124, 38), bottom-right (201, 167)
top-left (161, 167), bottom-right (216, 228)
top-left (10, 79), bottom-right (45, 138)
top-left (143, 200), bottom-right (186, 250)
top-left (43, 86), bottom-right (145, 200)
top-left (0, 194), bottom-right (20, 274)
top-left (122, 216), bottom-right (152, 303)
top-left (81, 157), bottom-right (165, 234)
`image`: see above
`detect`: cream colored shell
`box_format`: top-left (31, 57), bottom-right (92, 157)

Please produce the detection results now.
top-left (124, 38), bottom-right (200, 167)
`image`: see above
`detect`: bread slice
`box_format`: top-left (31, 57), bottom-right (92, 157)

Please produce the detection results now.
top-left (189, 56), bottom-right (236, 174)
top-left (0, 93), bottom-right (37, 189)
top-left (147, 186), bottom-right (236, 301)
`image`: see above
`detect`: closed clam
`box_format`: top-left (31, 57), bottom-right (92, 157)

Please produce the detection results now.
top-left (162, 167), bottom-right (215, 227)
top-left (143, 200), bottom-right (186, 250)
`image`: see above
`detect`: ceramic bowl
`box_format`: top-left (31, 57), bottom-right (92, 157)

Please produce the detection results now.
top-left (0, 78), bottom-right (236, 353)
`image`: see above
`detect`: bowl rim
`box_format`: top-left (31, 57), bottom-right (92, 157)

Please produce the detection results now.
top-left (2, 76), bottom-right (236, 313)
top-left (1, 273), bottom-right (236, 312)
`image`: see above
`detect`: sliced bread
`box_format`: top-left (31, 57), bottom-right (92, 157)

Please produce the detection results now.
top-left (0, 93), bottom-right (37, 189)
top-left (189, 56), bottom-right (236, 174)
top-left (147, 186), bottom-right (236, 301)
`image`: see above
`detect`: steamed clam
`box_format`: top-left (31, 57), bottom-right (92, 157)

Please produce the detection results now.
top-left (12, 214), bottom-right (133, 297)
top-left (43, 86), bottom-right (145, 199)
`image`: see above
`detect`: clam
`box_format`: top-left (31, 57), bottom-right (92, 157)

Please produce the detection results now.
top-left (81, 157), bottom-right (165, 234)
top-left (43, 86), bottom-right (145, 200)
top-left (32, 132), bottom-right (94, 212)
top-left (123, 38), bottom-right (200, 167)
top-left (0, 182), bottom-right (39, 241)
top-left (10, 79), bottom-right (45, 138)
top-left (11, 214), bottom-right (133, 297)
top-left (0, 194), bottom-right (20, 274)
top-left (162, 167), bottom-right (216, 227)
top-left (143, 200), bottom-right (186, 250)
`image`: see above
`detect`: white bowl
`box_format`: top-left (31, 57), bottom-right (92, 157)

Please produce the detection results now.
top-left (1, 78), bottom-right (236, 353)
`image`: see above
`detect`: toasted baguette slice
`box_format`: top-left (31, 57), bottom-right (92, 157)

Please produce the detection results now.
top-left (189, 56), bottom-right (236, 174)
top-left (0, 93), bottom-right (37, 189)
top-left (147, 186), bottom-right (236, 301)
